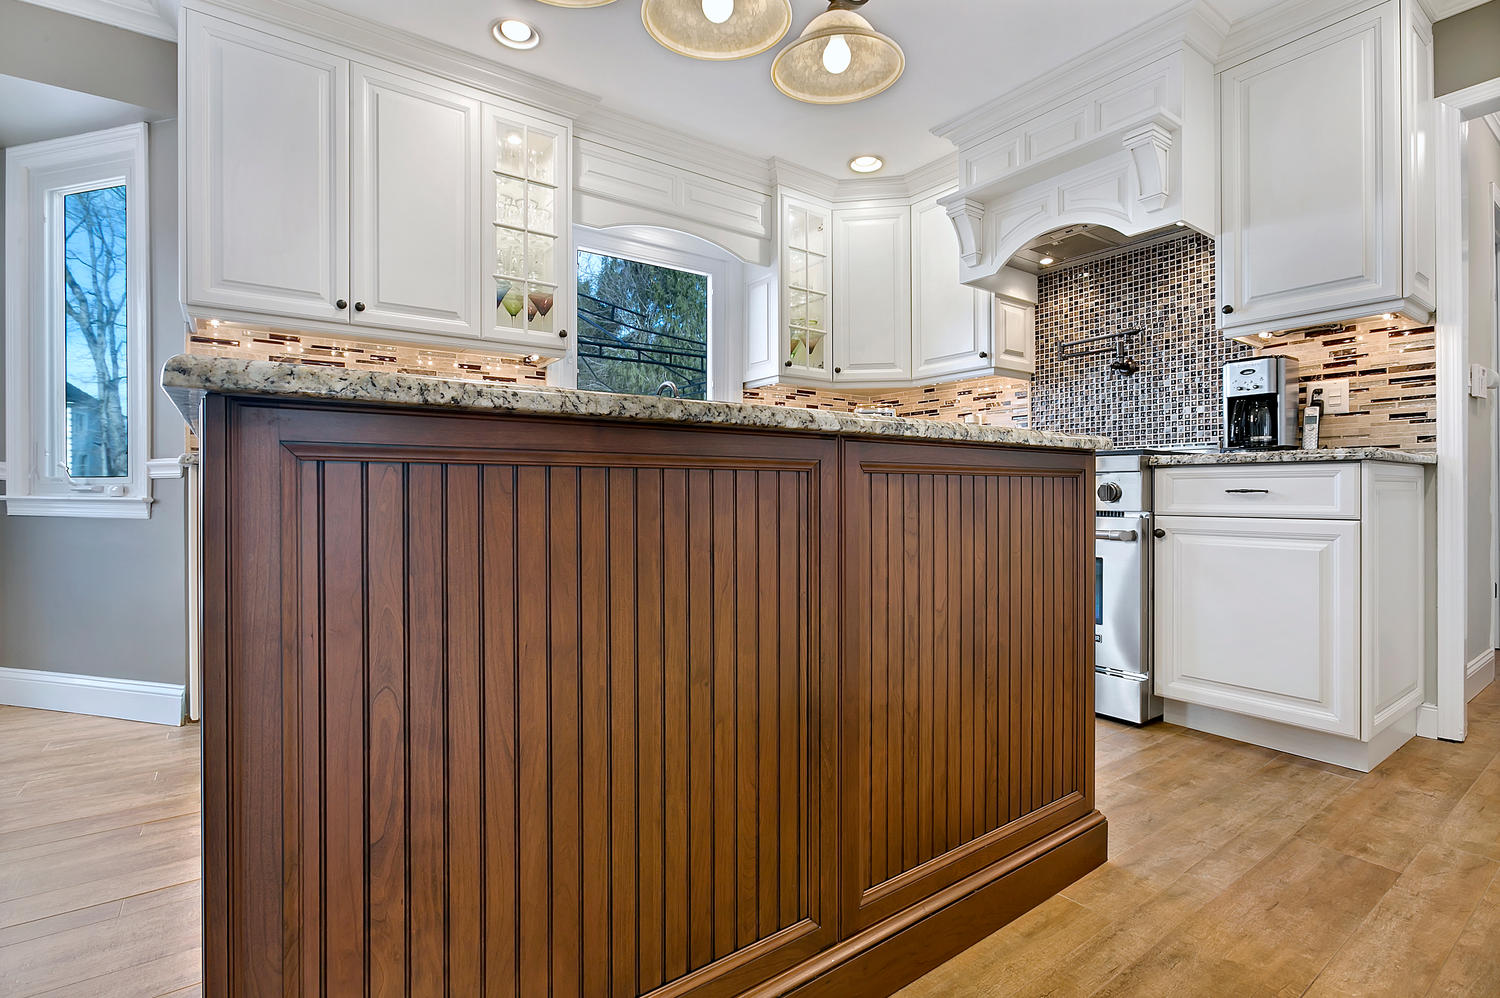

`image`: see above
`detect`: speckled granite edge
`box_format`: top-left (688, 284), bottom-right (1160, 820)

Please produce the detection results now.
top-left (160, 355), bottom-right (1109, 451)
top-left (1144, 448), bottom-right (1436, 467)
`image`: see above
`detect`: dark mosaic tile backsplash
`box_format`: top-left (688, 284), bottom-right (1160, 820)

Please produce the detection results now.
top-left (1032, 232), bottom-right (1250, 448)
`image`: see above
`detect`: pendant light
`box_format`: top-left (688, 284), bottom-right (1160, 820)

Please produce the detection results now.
top-left (533, 0), bottom-right (618, 7)
top-left (772, 0), bottom-right (904, 105)
top-left (641, 0), bottom-right (794, 61)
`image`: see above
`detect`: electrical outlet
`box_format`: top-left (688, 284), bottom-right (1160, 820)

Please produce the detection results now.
top-left (1315, 378), bottom-right (1352, 414)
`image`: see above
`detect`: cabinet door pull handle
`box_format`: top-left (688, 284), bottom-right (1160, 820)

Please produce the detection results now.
top-left (559, 330), bottom-right (569, 339)
top-left (1222, 304), bottom-right (1235, 315)
top-left (335, 299), bottom-right (348, 310)
top-left (979, 351), bottom-right (989, 359)
top-left (1153, 528), bottom-right (1167, 539)
top-left (1225, 488), bottom-right (1270, 494)
top-left (354, 301), bottom-right (366, 312)
top-left (834, 367), bottom-right (842, 374)
top-left (785, 360), bottom-right (793, 368)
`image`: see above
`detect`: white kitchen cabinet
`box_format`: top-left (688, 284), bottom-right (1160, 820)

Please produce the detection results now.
top-left (182, 9), bottom-right (574, 355)
top-left (482, 104), bottom-right (573, 353)
top-left (1154, 460), bottom-right (1429, 771)
top-left (779, 190), bottom-right (834, 383)
top-left (992, 296), bottom-right (1036, 375)
top-left (183, 13), bottom-right (349, 324)
top-left (351, 66), bottom-right (481, 338)
top-left (832, 204), bottom-right (911, 384)
top-left (911, 195), bottom-right (1001, 381)
top-left (1155, 514), bottom-right (1362, 736)
top-left (1216, 0), bottom-right (1433, 337)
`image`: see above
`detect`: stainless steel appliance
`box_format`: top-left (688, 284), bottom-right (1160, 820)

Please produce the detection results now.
top-left (1094, 451), bottom-right (1165, 724)
top-left (1223, 356), bottom-right (1300, 449)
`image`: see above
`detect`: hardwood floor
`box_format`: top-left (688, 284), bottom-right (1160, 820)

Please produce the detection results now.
top-left (2, 684), bottom-right (1498, 996)
top-left (0, 706), bottom-right (201, 998)
top-left (902, 681), bottom-right (1500, 998)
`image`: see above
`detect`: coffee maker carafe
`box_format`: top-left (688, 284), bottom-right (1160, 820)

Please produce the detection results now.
top-left (1223, 357), bottom-right (1299, 450)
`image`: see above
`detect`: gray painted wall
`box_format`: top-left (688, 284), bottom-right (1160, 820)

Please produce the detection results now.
top-left (1435, 0), bottom-right (1500, 97)
top-left (1466, 122), bottom-right (1500, 666)
top-left (0, 11), bottom-right (188, 688)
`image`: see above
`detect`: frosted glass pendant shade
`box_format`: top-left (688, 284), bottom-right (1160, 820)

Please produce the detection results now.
top-left (771, 8), bottom-right (904, 104)
top-left (642, 0), bottom-right (793, 61)
top-left (533, 0), bottom-right (618, 7)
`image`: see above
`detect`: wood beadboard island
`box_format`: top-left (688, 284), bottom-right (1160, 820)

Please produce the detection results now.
top-left (163, 355), bottom-right (1109, 998)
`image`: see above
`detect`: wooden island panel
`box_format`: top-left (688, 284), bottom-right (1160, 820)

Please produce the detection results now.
top-left (200, 395), bottom-right (1102, 998)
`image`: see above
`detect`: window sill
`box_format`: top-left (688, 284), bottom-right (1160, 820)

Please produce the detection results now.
top-left (3, 495), bottom-right (155, 519)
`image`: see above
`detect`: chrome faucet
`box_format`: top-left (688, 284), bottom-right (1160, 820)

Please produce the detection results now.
top-left (656, 380), bottom-right (680, 398)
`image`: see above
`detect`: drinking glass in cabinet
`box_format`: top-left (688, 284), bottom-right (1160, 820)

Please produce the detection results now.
top-left (496, 279), bottom-right (525, 329)
top-left (496, 126), bottom-right (526, 177)
top-left (789, 248), bottom-right (808, 290)
top-left (803, 292), bottom-right (826, 330)
top-left (528, 187), bottom-right (555, 235)
top-left (527, 284), bottom-right (556, 334)
top-left (527, 233), bottom-right (556, 284)
top-left (496, 228), bottom-right (524, 279)
top-left (495, 176), bottom-right (526, 228)
top-left (527, 131), bottom-right (556, 185)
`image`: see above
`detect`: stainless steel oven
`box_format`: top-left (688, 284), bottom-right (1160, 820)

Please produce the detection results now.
top-left (1094, 452), bottom-right (1164, 724)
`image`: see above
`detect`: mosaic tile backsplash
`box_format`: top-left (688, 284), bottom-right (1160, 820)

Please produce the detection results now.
top-left (742, 376), bottom-right (1032, 427)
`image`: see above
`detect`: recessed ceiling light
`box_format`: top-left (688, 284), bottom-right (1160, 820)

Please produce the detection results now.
top-left (492, 18), bottom-right (541, 50)
top-left (1038, 256), bottom-right (1056, 266)
top-left (849, 155), bottom-right (884, 173)
top-left (1259, 332), bottom-right (1272, 339)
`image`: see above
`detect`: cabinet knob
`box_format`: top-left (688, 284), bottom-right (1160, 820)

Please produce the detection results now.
top-left (979, 351), bottom-right (989, 359)
top-left (785, 360), bottom-right (793, 368)
top-left (335, 298), bottom-right (348, 310)
top-left (834, 367), bottom-right (842, 374)
top-left (559, 330), bottom-right (569, 339)
top-left (1221, 304), bottom-right (1234, 315)
top-left (1153, 528), bottom-right (1167, 539)
top-left (354, 301), bottom-right (366, 312)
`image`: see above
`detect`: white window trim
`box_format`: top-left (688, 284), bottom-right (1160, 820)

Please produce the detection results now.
top-left (4, 123), bottom-right (153, 519)
top-left (565, 224), bottom-right (745, 402)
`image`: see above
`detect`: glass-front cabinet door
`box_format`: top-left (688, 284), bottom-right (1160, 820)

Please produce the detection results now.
top-left (482, 103), bottom-right (572, 356)
top-left (780, 191), bottom-right (833, 383)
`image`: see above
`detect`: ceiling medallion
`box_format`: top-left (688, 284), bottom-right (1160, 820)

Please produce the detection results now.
top-left (641, 0), bottom-right (794, 62)
top-left (771, 0), bottom-right (904, 105)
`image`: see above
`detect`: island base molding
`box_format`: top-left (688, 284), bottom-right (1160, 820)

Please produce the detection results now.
top-left (761, 812), bottom-right (1108, 997)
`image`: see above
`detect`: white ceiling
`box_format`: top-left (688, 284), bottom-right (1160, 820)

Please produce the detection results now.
top-left (317, 0), bottom-right (1289, 179)
top-left (0, 74), bottom-right (158, 148)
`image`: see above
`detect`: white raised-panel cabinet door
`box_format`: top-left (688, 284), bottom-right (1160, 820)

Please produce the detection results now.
top-left (1361, 463), bottom-right (1425, 738)
top-left (993, 297), bottom-right (1036, 375)
top-left (350, 67), bottom-right (481, 337)
top-left (1155, 515), bottom-right (1361, 736)
top-left (744, 271), bottom-right (778, 384)
top-left (912, 196), bottom-right (993, 378)
top-left (833, 204), bottom-right (911, 383)
top-left (184, 13), bottom-right (349, 323)
top-left (1218, 1), bottom-right (1400, 332)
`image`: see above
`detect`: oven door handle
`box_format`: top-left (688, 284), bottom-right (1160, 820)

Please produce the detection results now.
top-left (1095, 528), bottom-right (1140, 542)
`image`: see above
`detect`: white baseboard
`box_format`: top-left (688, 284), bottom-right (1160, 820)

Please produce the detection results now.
top-left (1468, 649), bottom-right (1496, 702)
top-left (1164, 700), bottom-right (1416, 773)
top-left (0, 666), bottom-right (185, 726)
top-left (1417, 702), bottom-right (1440, 739)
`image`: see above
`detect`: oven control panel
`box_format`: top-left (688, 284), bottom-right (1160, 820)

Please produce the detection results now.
top-left (1094, 471), bottom-right (1145, 512)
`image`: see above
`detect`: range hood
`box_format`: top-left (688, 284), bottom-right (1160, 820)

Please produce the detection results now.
top-left (932, 7), bottom-right (1221, 292)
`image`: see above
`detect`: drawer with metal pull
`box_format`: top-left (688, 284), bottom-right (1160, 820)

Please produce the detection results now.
top-left (1154, 463), bottom-right (1361, 519)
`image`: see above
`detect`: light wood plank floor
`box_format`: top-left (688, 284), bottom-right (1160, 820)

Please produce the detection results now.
top-left (904, 681), bottom-right (1500, 998)
top-left (2, 685), bottom-right (1498, 996)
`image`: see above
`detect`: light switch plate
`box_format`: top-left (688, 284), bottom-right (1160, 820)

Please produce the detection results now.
top-left (1316, 378), bottom-right (1351, 414)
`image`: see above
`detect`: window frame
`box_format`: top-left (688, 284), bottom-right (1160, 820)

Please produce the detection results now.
top-left (564, 225), bottom-right (745, 402)
top-left (5, 123), bottom-right (152, 518)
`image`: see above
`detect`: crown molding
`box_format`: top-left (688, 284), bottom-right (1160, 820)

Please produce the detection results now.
top-left (573, 110), bottom-right (774, 195)
top-left (770, 158), bottom-right (841, 201)
top-left (185, 0), bottom-right (603, 119)
top-left (931, 0), bottom-right (1229, 148)
top-left (15, 0), bottom-right (176, 39)
top-left (1216, 0), bottom-right (1389, 68)
top-left (1425, 0), bottom-right (1491, 19)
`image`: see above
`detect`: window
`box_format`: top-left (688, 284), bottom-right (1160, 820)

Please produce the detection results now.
top-left (577, 251), bottom-right (709, 400)
top-left (5, 124), bottom-right (151, 517)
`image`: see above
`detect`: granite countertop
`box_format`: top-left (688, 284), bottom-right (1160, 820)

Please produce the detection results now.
top-left (160, 355), bottom-right (1110, 451)
top-left (1144, 447), bottom-right (1436, 467)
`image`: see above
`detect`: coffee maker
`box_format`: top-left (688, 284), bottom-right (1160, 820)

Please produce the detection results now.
top-left (1223, 357), bottom-right (1300, 449)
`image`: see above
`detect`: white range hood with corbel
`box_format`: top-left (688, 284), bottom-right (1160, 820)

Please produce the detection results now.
top-left (932, 3), bottom-right (1226, 291)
